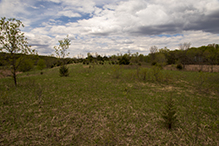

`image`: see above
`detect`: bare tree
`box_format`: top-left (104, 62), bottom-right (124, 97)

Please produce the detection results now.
top-left (179, 42), bottom-right (191, 50)
top-left (178, 42), bottom-right (191, 69)
top-left (150, 46), bottom-right (158, 62)
top-left (150, 46), bottom-right (158, 54)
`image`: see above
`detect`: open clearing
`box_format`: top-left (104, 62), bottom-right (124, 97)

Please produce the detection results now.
top-left (0, 64), bottom-right (219, 145)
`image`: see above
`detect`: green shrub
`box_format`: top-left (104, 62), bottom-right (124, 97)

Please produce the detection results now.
top-left (37, 59), bottom-right (46, 71)
top-left (59, 65), bottom-right (69, 77)
top-left (56, 60), bottom-right (62, 66)
top-left (18, 58), bottom-right (34, 72)
top-left (118, 56), bottom-right (130, 65)
top-left (151, 61), bottom-right (157, 66)
top-left (155, 63), bottom-right (163, 69)
top-left (152, 66), bottom-right (162, 82)
top-left (139, 68), bottom-right (148, 81)
top-left (176, 64), bottom-right (183, 70)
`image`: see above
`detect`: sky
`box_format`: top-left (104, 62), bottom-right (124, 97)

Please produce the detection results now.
top-left (0, 0), bottom-right (219, 58)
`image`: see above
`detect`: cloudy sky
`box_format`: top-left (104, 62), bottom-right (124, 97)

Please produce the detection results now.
top-left (0, 0), bottom-right (219, 57)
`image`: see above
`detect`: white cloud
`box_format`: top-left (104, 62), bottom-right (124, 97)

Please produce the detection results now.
top-left (75, 0), bottom-right (219, 36)
top-left (57, 10), bottom-right (81, 17)
top-left (0, 0), bottom-right (27, 18)
top-left (0, 0), bottom-right (219, 57)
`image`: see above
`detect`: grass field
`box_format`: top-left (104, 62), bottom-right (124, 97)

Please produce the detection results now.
top-left (0, 63), bottom-right (219, 145)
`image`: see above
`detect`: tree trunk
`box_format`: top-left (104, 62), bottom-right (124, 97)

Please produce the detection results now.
top-left (13, 71), bottom-right (17, 86)
top-left (11, 52), bottom-right (17, 86)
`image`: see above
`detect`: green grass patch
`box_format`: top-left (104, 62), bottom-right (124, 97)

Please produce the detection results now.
top-left (0, 64), bottom-right (218, 145)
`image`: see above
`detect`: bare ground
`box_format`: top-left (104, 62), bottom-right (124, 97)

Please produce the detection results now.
top-left (164, 65), bottom-right (219, 72)
top-left (0, 69), bottom-right (22, 78)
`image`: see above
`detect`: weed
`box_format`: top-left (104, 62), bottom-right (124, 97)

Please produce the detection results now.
top-left (195, 71), bottom-right (209, 93)
top-left (139, 68), bottom-right (148, 81)
top-left (35, 84), bottom-right (43, 106)
top-left (152, 66), bottom-right (162, 82)
top-left (1, 91), bottom-right (10, 105)
top-left (112, 65), bottom-right (122, 79)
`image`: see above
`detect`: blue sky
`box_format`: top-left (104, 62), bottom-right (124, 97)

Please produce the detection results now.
top-left (0, 0), bottom-right (219, 57)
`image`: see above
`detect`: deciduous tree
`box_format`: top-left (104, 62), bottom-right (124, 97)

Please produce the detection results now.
top-left (54, 36), bottom-right (71, 76)
top-left (0, 17), bottom-right (35, 85)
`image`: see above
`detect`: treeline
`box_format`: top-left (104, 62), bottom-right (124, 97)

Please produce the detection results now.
top-left (0, 52), bottom-right (77, 72)
top-left (150, 43), bottom-right (219, 67)
top-left (82, 43), bottom-right (219, 67)
top-left (1, 43), bottom-right (218, 72)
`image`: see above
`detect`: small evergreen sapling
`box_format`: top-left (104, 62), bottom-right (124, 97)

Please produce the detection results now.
top-left (59, 65), bottom-right (69, 77)
top-left (161, 95), bottom-right (178, 130)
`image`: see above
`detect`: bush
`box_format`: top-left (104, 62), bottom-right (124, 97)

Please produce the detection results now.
top-left (176, 64), bottom-right (183, 70)
top-left (18, 58), bottom-right (34, 72)
top-left (151, 61), bottom-right (157, 66)
top-left (118, 56), bottom-right (130, 65)
top-left (59, 65), bottom-right (69, 77)
top-left (56, 60), bottom-right (62, 67)
top-left (37, 59), bottom-right (46, 71)
top-left (155, 63), bottom-right (164, 69)
top-left (152, 66), bottom-right (162, 81)
top-left (50, 64), bottom-right (55, 68)
top-left (139, 68), bottom-right (148, 81)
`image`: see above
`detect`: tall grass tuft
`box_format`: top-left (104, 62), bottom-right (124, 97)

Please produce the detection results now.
top-left (112, 65), bottom-right (122, 79)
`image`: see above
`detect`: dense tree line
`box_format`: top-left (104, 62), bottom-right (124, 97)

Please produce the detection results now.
top-left (111, 43), bottom-right (219, 68)
top-left (149, 44), bottom-right (219, 70)
top-left (0, 52), bottom-right (75, 70)
top-left (1, 43), bottom-right (218, 70)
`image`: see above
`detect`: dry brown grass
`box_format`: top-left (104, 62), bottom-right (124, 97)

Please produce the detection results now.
top-left (164, 65), bottom-right (219, 72)
top-left (0, 69), bottom-right (11, 78)
top-left (185, 65), bottom-right (219, 72)
top-left (0, 69), bottom-right (22, 78)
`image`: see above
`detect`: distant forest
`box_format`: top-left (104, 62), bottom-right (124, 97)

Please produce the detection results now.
top-left (1, 43), bottom-right (219, 72)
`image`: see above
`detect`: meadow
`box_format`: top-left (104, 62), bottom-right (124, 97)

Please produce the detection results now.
top-left (0, 63), bottom-right (219, 145)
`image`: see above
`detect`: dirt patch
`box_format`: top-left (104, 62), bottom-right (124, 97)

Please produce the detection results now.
top-left (0, 69), bottom-right (22, 78)
top-left (0, 70), bottom-right (11, 78)
top-left (185, 65), bottom-right (219, 72)
top-left (83, 65), bottom-right (90, 68)
top-left (164, 65), bottom-right (219, 72)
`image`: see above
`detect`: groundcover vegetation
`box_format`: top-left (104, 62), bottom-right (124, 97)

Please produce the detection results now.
top-left (0, 63), bottom-right (219, 145)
